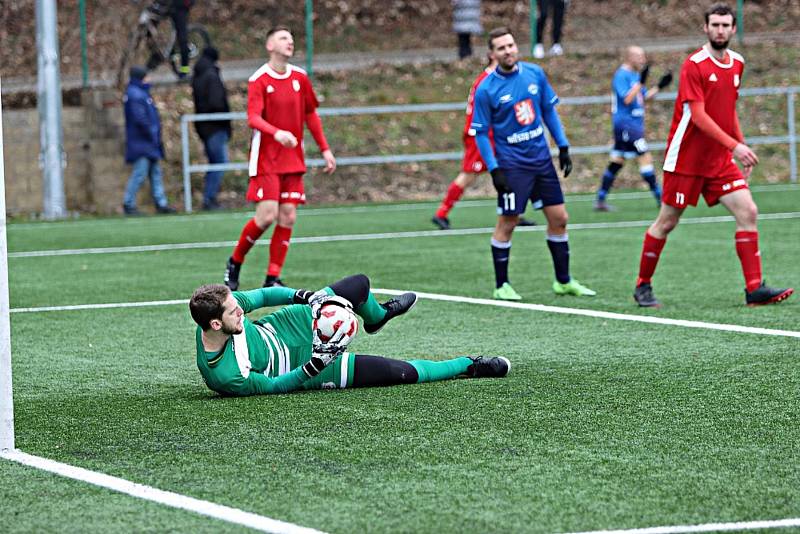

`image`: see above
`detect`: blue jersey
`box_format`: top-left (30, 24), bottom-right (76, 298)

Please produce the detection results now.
top-left (611, 66), bottom-right (647, 129)
top-left (471, 62), bottom-right (568, 172)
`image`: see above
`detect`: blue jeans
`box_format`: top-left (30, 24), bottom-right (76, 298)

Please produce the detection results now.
top-left (123, 157), bottom-right (168, 208)
top-left (203, 130), bottom-right (229, 206)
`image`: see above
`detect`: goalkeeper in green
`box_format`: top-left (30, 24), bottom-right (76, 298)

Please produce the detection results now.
top-left (190, 274), bottom-right (510, 396)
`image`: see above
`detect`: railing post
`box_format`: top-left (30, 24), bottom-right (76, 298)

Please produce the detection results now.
top-left (789, 91), bottom-right (797, 183)
top-left (181, 117), bottom-right (193, 213)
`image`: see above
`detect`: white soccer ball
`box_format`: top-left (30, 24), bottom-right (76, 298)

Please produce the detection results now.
top-left (313, 303), bottom-right (359, 347)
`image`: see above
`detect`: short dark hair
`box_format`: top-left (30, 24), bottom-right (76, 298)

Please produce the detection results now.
top-left (705, 3), bottom-right (736, 24)
top-left (487, 27), bottom-right (513, 50)
top-left (267, 25), bottom-right (291, 40)
top-left (189, 284), bottom-right (231, 331)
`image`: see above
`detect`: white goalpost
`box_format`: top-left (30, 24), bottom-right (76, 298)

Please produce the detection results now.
top-left (0, 76), bottom-right (16, 452)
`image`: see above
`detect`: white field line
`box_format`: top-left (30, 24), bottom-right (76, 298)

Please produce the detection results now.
top-left (372, 289), bottom-right (800, 338)
top-left (9, 299), bottom-right (186, 314)
top-left (0, 449), bottom-right (325, 534)
top-left (9, 211), bottom-right (800, 259)
top-left (10, 290), bottom-right (800, 340)
top-left (8, 184), bottom-right (800, 230)
top-left (563, 517), bottom-right (800, 534)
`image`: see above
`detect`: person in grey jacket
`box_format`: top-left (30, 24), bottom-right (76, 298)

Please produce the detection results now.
top-left (453, 0), bottom-right (482, 59)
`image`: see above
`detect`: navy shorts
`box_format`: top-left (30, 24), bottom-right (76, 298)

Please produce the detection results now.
top-left (496, 164), bottom-right (564, 216)
top-left (611, 123), bottom-right (648, 159)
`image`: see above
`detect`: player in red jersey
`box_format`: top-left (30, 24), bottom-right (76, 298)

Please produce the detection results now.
top-left (224, 26), bottom-right (336, 290)
top-left (431, 56), bottom-right (535, 230)
top-left (633, 3), bottom-right (793, 307)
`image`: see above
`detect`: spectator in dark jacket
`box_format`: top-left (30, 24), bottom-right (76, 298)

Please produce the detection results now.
top-left (191, 47), bottom-right (232, 210)
top-left (122, 66), bottom-right (174, 215)
top-left (453, 0), bottom-right (483, 59)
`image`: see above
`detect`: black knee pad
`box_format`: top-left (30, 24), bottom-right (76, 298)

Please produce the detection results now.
top-left (353, 355), bottom-right (418, 387)
top-left (329, 274), bottom-right (370, 307)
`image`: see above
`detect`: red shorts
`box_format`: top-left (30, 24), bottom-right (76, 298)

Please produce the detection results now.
top-left (246, 173), bottom-right (306, 204)
top-left (662, 161), bottom-right (747, 208)
top-left (461, 135), bottom-right (487, 173)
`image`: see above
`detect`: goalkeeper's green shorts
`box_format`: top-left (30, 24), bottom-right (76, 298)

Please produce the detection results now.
top-left (257, 304), bottom-right (356, 389)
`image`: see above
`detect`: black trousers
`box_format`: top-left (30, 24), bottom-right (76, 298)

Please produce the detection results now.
top-left (170, 6), bottom-right (190, 68)
top-left (536, 0), bottom-right (566, 45)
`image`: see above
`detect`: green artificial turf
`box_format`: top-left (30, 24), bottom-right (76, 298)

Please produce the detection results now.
top-left (3, 186), bottom-right (799, 532)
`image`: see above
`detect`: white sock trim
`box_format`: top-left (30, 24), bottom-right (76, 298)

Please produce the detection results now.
top-left (491, 238), bottom-right (511, 249)
top-left (546, 233), bottom-right (569, 243)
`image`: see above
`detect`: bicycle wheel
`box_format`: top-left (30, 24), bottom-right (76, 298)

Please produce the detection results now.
top-left (169, 24), bottom-right (211, 76)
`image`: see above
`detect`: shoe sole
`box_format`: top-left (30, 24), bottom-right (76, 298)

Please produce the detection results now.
top-left (747, 287), bottom-right (794, 306)
top-left (365, 293), bottom-right (418, 334)
top-left (555, 288), bottom-right (597, 297)
top-left (497, 356), bottom-right (511, 377)
top-left (493, 293), bottom-right (522, 301)
top-left (634, 298), bottom-right (661, 308)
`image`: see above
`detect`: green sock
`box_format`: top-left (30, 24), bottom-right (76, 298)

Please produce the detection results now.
top-left (408, 357), bottom-right (472, 383)
top-left (355, 291), bottom-right (387, 325)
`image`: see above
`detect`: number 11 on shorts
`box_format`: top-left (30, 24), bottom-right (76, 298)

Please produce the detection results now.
top-left (502, 192), bottom-right (516, 211)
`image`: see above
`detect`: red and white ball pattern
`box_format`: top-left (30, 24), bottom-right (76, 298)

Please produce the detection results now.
top-left (313, 303), bottom-right (359, 346)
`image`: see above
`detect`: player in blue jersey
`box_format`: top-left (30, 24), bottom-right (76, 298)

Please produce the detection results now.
top-left (472, 27), bottom-right (595, 301)
top-left (595, 46), bottom-right (673, 211)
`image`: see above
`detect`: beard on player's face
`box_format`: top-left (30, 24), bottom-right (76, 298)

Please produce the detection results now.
top-left (709, 38), bottom-right (730, 50)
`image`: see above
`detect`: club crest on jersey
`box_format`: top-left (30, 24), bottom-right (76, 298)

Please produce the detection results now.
top-left (514, 99), bottom-right (536, 125)
top-left (527, 84), bottom-right (538, 95)
top-left (734, 74), bottom-right (740, 87)
top-left (292, 79), bottom-right (300, 92)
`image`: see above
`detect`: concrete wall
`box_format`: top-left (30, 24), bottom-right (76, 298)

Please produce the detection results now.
top-left (2, 90), bottom-right (129, 216)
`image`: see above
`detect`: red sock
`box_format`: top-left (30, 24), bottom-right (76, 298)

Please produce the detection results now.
top-left (231, 218), bottom-right (266, 264)
top-left (435, 182), bottom-right (465, 219)
top-left (636, 231), bottom-right (667, 286)
top-left (735, 230), bottom-right (762, 292)
top-left (267, 225), bottom-right (293, 277)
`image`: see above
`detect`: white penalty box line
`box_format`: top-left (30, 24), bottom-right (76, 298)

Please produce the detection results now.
top-left (0, 449), bottom-right (325, 534)
top-left (374, 289), bottom-right (800, 339)
top-left (10, 290), bottom-right (800, 339)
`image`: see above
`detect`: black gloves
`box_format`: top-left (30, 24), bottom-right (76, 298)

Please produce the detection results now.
top-left (302, 350), bottom-right (342, 378)
top-left (639, 64), bottom-right (650, 85)
top-left (292, 289), bottom-right (314, 304)
top-left (657, 71), bottom-right (673, 90)
top-left (490, 168), bottom-right (511, 194)
top-left (558, 146), bottom-right (572, 177)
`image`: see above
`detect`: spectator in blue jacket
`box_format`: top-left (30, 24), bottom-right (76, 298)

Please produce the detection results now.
top-left (122, 66), bottom-right (175, 215)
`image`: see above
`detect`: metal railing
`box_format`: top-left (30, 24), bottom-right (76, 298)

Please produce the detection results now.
top-left (180, 85), bottom-right (799, 212)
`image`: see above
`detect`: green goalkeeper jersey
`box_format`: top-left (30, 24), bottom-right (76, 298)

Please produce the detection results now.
top-left (195, 287), bottom-right (323, 396)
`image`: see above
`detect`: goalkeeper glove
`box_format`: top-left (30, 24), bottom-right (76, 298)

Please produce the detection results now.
top-left (292, 289), bottom-right (314, 304)
top-left (302, 349), bottom-right (342, 378)
top-left (657, 71), bottom-right (673, 90)
top-left (639, 64), bottom-right (650, 86)
top-left (308, 292), bottom-right (354, 316)
top-left (490, 168), bottom-right (511, 194)
top-left (558, 146), bottom-right (572, 177)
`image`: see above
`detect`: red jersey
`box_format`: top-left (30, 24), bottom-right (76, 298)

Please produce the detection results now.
top-left (247, 63), bottom-right (321, 176)
top-left (663, 46), bottom-right (745, 176)
top-left (464, 67), bottom-right (493, 137)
